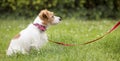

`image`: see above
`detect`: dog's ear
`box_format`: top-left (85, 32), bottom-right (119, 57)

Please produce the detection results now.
top-left (40, 10), bottom-right (49, 20)
top-left (42, 12), bottom-right (48, 19)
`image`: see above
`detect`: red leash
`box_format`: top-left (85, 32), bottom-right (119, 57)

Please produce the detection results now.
top-left (49, 21), bottom-right (120, 46)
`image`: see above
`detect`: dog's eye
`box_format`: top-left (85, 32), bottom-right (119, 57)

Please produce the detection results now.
top-left (52, 16), bottom-right (54, 18)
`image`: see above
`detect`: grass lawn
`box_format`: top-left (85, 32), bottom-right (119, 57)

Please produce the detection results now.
top-left (0, 18), bottom-right (120, 61)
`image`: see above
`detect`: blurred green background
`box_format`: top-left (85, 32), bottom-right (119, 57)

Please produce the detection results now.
top-left (1, 0), bottom-right (120, 61)
top-left (0, 0), bottom-right (120, 19)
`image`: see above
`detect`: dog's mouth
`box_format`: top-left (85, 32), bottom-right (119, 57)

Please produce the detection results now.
top-left (51, 21), bottom-right (60, 25)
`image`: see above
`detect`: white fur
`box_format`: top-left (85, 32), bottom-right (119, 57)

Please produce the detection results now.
top-left (52, 16), bottom-right (61, 25)
top-left (6, 15), bottom-right (61, 56)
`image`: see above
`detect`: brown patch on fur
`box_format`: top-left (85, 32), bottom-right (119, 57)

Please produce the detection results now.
top-left (13, 34), bottom-right (20, 39)
top-left (39, 9), bottom-right (54, 25)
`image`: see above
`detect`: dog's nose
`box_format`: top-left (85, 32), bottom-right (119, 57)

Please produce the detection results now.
top-left (59, 17), bottom-right (62, 21)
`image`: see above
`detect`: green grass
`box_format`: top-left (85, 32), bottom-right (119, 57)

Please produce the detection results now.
top-left (0, 18), bottom-right (120, 61)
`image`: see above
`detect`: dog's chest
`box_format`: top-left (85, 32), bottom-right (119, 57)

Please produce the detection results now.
top-left (39, 32), bottom-right (47, 41)
top-left (33, 28), bottom-right (48, 42)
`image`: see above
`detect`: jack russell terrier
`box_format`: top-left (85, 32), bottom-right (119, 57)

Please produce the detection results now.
top-left (6, 9), bottom-right (61, 56)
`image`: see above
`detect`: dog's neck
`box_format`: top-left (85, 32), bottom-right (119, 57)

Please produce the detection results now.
top-left (33, 16), bottom-right (44, 25)
top-left (33, 16), bottom-right (47, 31)
top-left (33, 23), bottom-right (46, 31)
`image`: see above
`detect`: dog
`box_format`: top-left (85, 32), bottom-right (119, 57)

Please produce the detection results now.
top-left (6, 9), bottom-right (61, 56)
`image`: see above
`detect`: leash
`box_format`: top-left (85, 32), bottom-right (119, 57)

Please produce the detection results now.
top-left (49, 21), bottom-right (120, 46)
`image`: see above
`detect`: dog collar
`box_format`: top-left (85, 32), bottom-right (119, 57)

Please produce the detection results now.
top-left (33, 23), bottom-right (46, 31)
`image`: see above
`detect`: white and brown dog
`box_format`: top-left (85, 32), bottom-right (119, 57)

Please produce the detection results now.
top-left (6, 9), bottom-right (61, 56)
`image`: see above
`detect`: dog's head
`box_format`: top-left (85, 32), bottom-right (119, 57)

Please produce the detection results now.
top-left (39, 9), bottom-right (61, 25)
